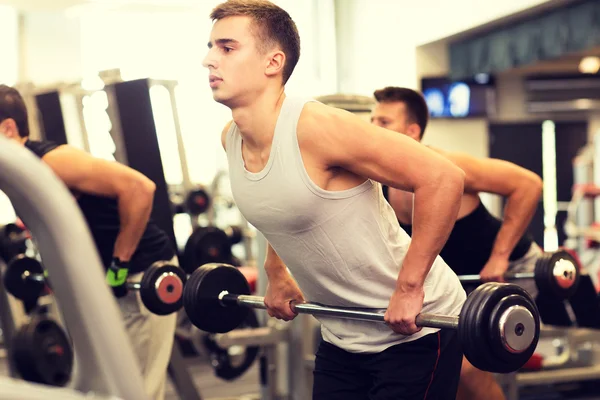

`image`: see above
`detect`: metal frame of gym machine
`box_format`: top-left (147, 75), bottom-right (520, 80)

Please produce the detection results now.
top-left (0, 135), bottom-right (148, 399)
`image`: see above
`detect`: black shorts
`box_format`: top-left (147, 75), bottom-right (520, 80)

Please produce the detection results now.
top-left (313, 330), bottom-right (462, 400)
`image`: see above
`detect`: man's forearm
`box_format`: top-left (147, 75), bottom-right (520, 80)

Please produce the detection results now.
top-left (113, 190), bottom-right (154, 262)
top-left (397, 177), bottom-right (463, 289)
top-left (491, 187), bottom-right (541, 260)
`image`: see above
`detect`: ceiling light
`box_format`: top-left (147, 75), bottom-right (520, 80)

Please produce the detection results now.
top-left (579, 56), bottom-right (600, 74)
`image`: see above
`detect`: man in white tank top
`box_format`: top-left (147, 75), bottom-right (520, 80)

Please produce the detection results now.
top-left (203, 1), bottom-right (467, 398)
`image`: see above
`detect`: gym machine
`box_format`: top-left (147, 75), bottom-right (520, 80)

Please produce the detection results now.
top-left (0, 134), bottom-right (147, 399)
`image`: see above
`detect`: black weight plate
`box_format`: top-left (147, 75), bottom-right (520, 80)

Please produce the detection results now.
top-left (182, 227), bottom-right (233, 274)
top-left (186, 188), bottom-right (211, 215)
top-left (547, 250), bottom-right (580, 299)
top-left (204, 309), bottom-right (260, 381)
top-left (226, 226), bottom-right (243, 245)
top-left (488, 292), bottom-right (539, 372)
top-left (533, 253), bottom-right (552, 297)
top-left (0, 223), bottom-right (27, 262)
top-left (3, 255), bottom-right (45, 301)
top-left (183, 263), bottom-right (251, 334)
top-left (140, 262), bottom-right (187, 316)
top-left (461, 282), bottom-right (499, 373)
top-left (12, 316), bottom-right (73, 387)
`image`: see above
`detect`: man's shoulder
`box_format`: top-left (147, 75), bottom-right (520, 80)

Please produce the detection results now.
top-left (24, 139), bottom-right (62, 159)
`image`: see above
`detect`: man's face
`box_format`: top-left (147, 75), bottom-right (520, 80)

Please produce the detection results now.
top-left (203, 16), bottom-right (270, 107)
top-left (371, 101), bottom-right (421, 141)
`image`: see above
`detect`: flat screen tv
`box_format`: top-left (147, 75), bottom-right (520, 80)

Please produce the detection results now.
top-left (420, 74), bottom-right (496, 118)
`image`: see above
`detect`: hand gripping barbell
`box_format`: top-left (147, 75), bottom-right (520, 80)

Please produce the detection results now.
top-left (3, 255), bottom-right (187, 315)
top-left (459, 249), bottom-right (581, 299)
top-left (183, 263), bottom-right (541, 374)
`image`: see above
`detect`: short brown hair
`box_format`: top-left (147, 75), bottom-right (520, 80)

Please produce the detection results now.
top-left (374, 87), bottom-right (429, 138)
top-left (210, 0), bottom-right (300, 85)
top-left (0, 85), bottom-right (29, 138)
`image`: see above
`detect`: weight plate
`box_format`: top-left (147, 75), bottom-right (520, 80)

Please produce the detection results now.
top-left (547, 250), bottom-right (580, 299)
top-left (488, 291), bottom-right (539, 372)
top-left (460, 282), bottom-right (498, 373)
top-left (140, 262), bottom-right (187, 316)
top-left (183, 263), bottom-right (251, 334)
top-left (3, 255), bottom-right (46, 301)
top-left (186, 188), bottom-right (211, 215)
top-left (0, 223), bottom-right (28, 263)
top-left (12, 316), bottom-right (73, 387)
top-left (204, 309), bottom-right (260, 381)
top-left (182, 227), bottom-right (233, 274)
top-left (226, 226), bottom-right (243, 245)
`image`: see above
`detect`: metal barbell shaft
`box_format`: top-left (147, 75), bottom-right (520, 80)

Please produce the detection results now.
top-left (459, 272), bottom-right (535, 284)
top-left (220, 293), bottom-right (459, 330)
top-left (24, 272), bottom-right (141, 290)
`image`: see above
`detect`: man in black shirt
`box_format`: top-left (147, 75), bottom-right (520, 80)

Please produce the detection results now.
top-left (371, 86), bottom-right (544, 400)
top-left (0, 84), bottom-right (177, 400)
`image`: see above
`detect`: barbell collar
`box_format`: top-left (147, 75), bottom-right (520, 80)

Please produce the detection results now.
top-left (219, 292), bottom-right (459, 330)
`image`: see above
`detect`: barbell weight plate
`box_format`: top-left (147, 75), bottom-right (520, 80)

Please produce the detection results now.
top-left (547, 250), bottom-right (580, 299)
top-left (3, 255), bottom-right (46, 301)
top-left (0, 223), bottom-right (28, 262)
top-left (139, 262), bottom-right (187, 316)
top-left (461, 282), bottom-right (540, 373)
top-left (12, 316), bottom-right (73, 387)
top-left (459, 282), bottom-right (499, 373)
top-left (183, 263), bottom-right (251, 334)
top-left (182, 227), bottom-right (233, 274)
top-left (488, 291), bottom-right (539, 372)
top-left (186, 188), bottom-right (211, 215)
top-left (203, 309), bottom-right (260, 381)
top-left (227, 226), bottom-right (243, 245)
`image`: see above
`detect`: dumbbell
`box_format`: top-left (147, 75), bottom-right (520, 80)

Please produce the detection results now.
top-left (458, 249), bottom-right (580, 299)
top-left (3, 255), bottom-right (187, 315)
top-left (183, 263), bottom-right (541, 374)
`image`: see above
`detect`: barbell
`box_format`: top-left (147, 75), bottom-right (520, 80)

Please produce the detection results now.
top-left (3, 255), bottom-right (187, 315)
top-left (459, 249), bottom-right (580, 299)
top-left (183, 263), bottom-right (541, 374)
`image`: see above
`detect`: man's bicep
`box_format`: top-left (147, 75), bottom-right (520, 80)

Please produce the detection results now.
top-left (316, 106), bottom-right (450, 192)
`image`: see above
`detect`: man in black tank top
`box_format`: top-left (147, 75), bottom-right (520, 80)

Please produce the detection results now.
top-left (372, 87), bottom-right (543, 400)
top-left (0, 85), bottom-right (177, 400)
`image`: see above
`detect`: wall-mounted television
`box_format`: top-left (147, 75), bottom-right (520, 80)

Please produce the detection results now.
top-left (420, 74), bottom-right (497, 119)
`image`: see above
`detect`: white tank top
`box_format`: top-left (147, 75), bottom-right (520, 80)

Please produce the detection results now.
top-left (225, 96), bottom-right (466, 353)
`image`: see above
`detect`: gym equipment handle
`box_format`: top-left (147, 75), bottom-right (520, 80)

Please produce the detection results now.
top-left (459, 272), bottom-right (535, 284)
top-left (23, 272), bottom-right (141, 290)
top-left (219, 292), bottom-right (458, 330)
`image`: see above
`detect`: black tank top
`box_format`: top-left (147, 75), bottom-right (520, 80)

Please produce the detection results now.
top-left (382, 185), bottom-right (534, 275)
top-left (25, 140), bottom-right (175, 274)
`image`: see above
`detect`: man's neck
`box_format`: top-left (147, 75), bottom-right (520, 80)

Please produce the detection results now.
top-left (231, 89), bottom-right (286, 151)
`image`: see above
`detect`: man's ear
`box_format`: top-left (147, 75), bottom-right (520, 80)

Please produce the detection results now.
top-left (0, 118), bottom-right (18, 139)
top-left (265, 50), bottom-right (286, 78)
top-left (404, 123), bottom-right (421, 142)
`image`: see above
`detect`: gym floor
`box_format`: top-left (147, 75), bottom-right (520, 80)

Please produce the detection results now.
top-left (165, 360), bottom-right (259, 400)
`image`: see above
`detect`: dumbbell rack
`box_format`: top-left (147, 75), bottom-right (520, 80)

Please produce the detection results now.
top-left (498, 326), bottom-right (600, 400)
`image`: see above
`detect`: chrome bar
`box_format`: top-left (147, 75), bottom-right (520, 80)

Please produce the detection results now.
top-left (222, 294), bottom-right (459, 330)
